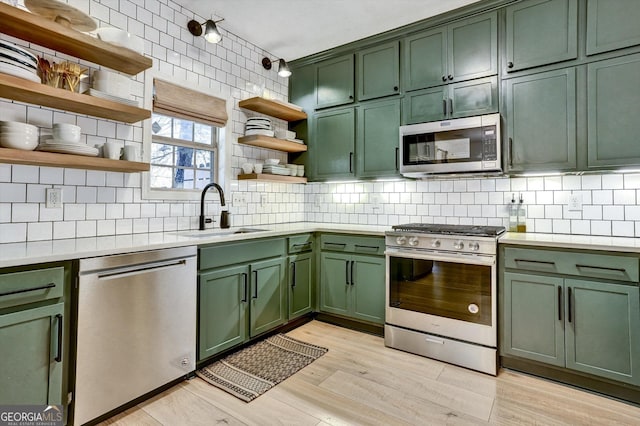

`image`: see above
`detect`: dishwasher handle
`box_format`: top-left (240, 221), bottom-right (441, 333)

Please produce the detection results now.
top-left (97, 258), bottom-right (189, 280)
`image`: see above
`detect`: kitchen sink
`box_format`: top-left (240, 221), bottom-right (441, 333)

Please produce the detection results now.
top-left (174, 228), bottom-right (268, 238)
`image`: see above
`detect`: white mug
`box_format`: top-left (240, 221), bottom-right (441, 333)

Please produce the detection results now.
top-left (122, 145), bottom-right (140, 161)
top-left (103, 142), bottom-right (121, 160)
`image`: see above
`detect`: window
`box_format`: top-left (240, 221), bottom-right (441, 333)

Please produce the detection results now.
top-left (150, 113), bottom-right (219, 190)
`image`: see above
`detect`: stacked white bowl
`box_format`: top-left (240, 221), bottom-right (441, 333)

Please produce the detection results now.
top-left (52, 123), bottom-right (81, 143)
top-left (0, 121), bottom-right (39, 150)
top-left (92, 70), bottom-right (131, 98)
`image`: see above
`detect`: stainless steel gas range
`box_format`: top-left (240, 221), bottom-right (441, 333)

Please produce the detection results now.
top-left (384, 223), bottom-right (505, 375)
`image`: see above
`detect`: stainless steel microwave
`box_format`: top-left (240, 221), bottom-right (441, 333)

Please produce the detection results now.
top-left (399, 113), bottom-right (501, 178)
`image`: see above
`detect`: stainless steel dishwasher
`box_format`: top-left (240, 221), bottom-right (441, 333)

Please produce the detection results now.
top-left (73, 246), bottom-right (197, 426)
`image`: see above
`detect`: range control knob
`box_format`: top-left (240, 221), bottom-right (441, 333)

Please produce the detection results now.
top-left (396, 236), bottom-right (407, 245)
top-left (454, 240), bottom-right (464, 250)
top-left (431, 239), bottom-right (441, 248)
top-left (469, 242), bottom-right (480, 251)
top-left (408, 237), bottom-right (419, 246)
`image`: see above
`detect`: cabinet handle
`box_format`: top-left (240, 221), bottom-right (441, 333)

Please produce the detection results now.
top-left (448, 75), bottom-right (453, 81)
top-left (291, 262), bottom-right (296, 288)
top-left (345, 260), bottom-right (350, 285)
top-left (253, 270), bottom-right (258, 299)
top-left (55, 314), bottom-right (63, 363)
top-left (292, 242), bottom-right (312, 250)
top-left (350, 260), bottom-right (355, 285)
top-left (324, 242), bottom-right (346, 249)
top-left (514, 259), bottom-right (556, 267)
top-left (509, 137), bottom-right (513, 167)
top-left (442, 99), bottom-right (447, 116)
top-left (558, 286), bottom-right (562, 322)
top-left (575, 264), bottom-right (627, 275)
top-left (448, 98), bottom-right (453, 115)
top-left (395, 147), bottom-right (399, 171)
top-left (355, 244), bottom-right (379, 252)
top-left (393, 86), bottom-right (399, 91)
top-left (507, 61), bottom-right (514, 69)
top-left (441, 75), bottom-right (447, 82)
top-left (349, 152), bottom-right (353, 173)
top-left (349, 95), bottom-right (354, 100)
top-left (241, 273), bottom-right (248, 302)
top-left (0, 282), bottom-right (55, 297)
top-left (567, 287), bottom-right (572, 323)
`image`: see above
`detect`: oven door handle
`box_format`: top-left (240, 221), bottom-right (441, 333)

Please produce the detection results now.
top-left (385, 249), bottom-right (496, 267)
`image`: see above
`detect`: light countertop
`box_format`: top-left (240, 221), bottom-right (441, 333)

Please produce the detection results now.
top-left (500, 232), bottom-right (640, 253)
top-left (0, 222), bottom-right (389, 268)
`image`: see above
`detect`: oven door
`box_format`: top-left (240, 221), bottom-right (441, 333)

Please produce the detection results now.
top-left (385, 248), bottom-right (496, 347)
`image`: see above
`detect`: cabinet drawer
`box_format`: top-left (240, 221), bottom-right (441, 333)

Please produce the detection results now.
top-left (0, 267), bottom-right (65, 310)
top-left (320, 234), bottom-right (384, 255)
top-left (504, 247), bottom-right (639, 283)
top-left (199, 238), bottom-right (286, 270)
top-left (288, 234), bottom-right (314, 254)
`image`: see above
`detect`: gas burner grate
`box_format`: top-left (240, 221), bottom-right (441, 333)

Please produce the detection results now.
top-left (392, 223), bottom-right (506, 237)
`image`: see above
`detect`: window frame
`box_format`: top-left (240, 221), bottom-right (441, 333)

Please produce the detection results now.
top-left (142, 70), bottom-right (231, 201)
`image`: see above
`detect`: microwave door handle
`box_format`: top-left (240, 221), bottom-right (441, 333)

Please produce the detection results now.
top-left (395, 147), bottom-right (399, 170)
top-left (509, 137), bottom-right (513, 167)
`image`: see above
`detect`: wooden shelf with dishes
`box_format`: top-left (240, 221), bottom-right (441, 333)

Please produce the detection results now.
top-left (239, 97), bottom-right (307, 122)
top-left (237, 173), bottom-right (307, 184)
top-left (0, 73), bottom-right (150, 123)
top-left (0, 3), bottom-right (152, 75)
top-left (237, 134), bottom-right (307, 153)
top-left (0, 147), bottom-right (149, 173)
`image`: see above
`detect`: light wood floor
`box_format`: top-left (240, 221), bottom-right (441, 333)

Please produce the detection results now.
top-left (100, 321), bottom-right (640, 425)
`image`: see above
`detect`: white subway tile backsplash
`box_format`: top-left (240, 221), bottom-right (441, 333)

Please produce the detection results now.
top-left (12, 165), bottom-right (39, 183)
top-left (602, 174), bottom-right (624, 189)
top-left (614, 189), bottom-right (636, 205)
top-left (612, 221), bottom-right (634, 237)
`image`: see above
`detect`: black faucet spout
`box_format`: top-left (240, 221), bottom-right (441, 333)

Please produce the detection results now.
top-left (199, 182), bottom-right (226, 230)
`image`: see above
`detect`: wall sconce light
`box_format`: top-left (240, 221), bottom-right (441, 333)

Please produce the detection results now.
top-left (187, 18), bottom-right (224, 44)
top-left (262, 57), bottom-right (291, 77)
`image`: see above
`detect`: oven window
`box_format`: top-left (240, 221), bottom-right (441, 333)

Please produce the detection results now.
top-left (388, 256), bottom-right (492, 325)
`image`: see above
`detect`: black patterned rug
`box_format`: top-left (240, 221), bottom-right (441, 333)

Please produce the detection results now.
top-left (196, 333), bottom-right (328, 402)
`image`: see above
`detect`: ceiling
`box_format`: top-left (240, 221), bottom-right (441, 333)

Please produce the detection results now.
top-left (180, 0), bottom-right (484, 61)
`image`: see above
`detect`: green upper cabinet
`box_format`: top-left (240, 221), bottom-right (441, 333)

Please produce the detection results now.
top-left (586, 0), bottom-right (640, 56)
top-left (403, 86), bottom-right (448, 124)
top-left (249, 257), bottom-right (286, 337)
top-left (565, 279), bottom-right (640, 386)
top-left (357, 41), bottom-right (400, 101)
top-left (316, 54), bottom-right (355, 109)
top-left (404, 27), bottom-right (447, 91)
top-left (587, 53), bottom-right (640, 170)
top-left (447, 11), bottom-right (497, 83)
top-left (504, 68), bottom-right (577, 173)
top-left (313, 107), bottom-right (355, 179)
top-left (357, 98), bottom-right (401, 178)
top-left (505, 0), bottom-right (578, 73)
top-left (404, 11), bottom-right (497, 90)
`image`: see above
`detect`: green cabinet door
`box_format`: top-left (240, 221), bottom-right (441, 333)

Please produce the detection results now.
top-left (288, 253), bottom-right (313, 320)
top-left (402, 86), bottom-right (447, 124)
top-left (450, 76), bottom-right (498, 119)
top-left (504, 68), bottom-right (576, 173)
top-left (586, 0), bottom-right (640, 56)
top-left (502, 272), bottom-right (565, 367)
top-left (505, 0), bottom-right (578, 72)
top-left (320, 252), bottom-right (350, 316)
top-left (447, 11), bottom-right (497, 82)
top-left (587, 54), bottom-right (640, 169)
top-left (357, 41), bottom-right (400, 101)
top-left (404, 27), bottom-right (447, 91)
top-left (0, 303), bottom-right (63, 405)
top-left (565, 279), bottom-right (640, 386)
top-left (198, 265), bottom-right (248, 360)
top-left (351, 255), bottom-right (385, 324)
top-left (313, 107), bottom-right (355, 179)
top-left (357, 98), bottom-right (401, 178)
top-left (250, 257), bottom-right (286, 337)
top-left (316, 54), bottom-right (354, 109)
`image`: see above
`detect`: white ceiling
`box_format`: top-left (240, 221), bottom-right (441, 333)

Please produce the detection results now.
top-left (180, 0), bottom-right (484, 61)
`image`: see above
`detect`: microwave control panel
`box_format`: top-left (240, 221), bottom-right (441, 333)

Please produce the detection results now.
top-left (482, 126), bottom-right (497, 161)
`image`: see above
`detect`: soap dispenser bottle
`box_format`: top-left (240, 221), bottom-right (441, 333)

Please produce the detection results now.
top-left (508, 193), bottom-right (518, 232)
top-left (517, 193), bottom-right (527, 232)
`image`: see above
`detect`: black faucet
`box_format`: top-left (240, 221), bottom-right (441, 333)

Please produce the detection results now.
top-left (199, 183), bottom-right (226, 230)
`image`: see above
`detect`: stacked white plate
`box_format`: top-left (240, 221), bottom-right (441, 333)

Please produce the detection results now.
top-left (0, 40), bottom-right (40, 83)
top-left (0, 121), bottom-right (39, 150)
top-left (263, 164), bottom-right (290, 175)
top-left (36, 123), bottom-right (99, 157)
top-left (245, 117), bottom-right (274, 137)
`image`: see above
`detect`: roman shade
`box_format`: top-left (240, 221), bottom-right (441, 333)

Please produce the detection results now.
top-left (153, 79), bottom-right (228, 127)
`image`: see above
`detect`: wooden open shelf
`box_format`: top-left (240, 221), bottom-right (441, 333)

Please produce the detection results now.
top-left (0, 147), bottom-right (149, 173)
top-left (237, 173), bottom-right (307, 184)
top-left (238, 135), bottom-right (307, 153)
top-left (0, 73), bottom-right (150, 123)
top-left (239, 97), bottom-right (307, 121)
top-left (0, 3), bottom-right (152, 75)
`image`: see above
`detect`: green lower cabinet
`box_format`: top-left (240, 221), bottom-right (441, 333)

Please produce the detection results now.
top-left (198, 264), bottom-right (248, 360)
top-left (320, 252), bottom-right (385, 325)
top-left (288, 253), bottom-right (313, 319)
top-left (502, 272), bottom-right (565, 366)
top-left (0, 302), bottom-right (64, 405)
top-left (357, 98), bottom-right (401, 178)
top-left (249, 257), bottom-right (286, 337)
top-left (565, 279), bottom-right (640, 386)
